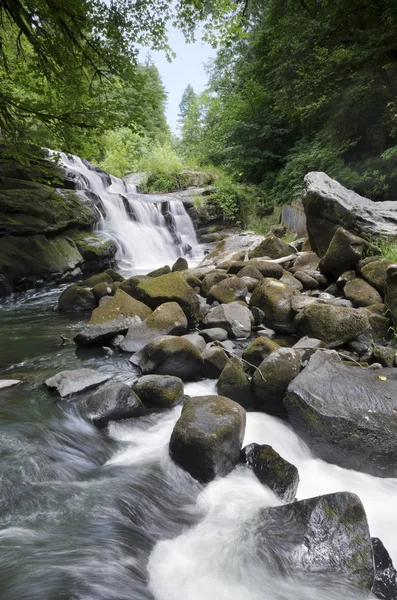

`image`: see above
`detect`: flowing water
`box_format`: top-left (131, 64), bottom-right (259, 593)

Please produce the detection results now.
top-left (0, 157), bottom-right (396, 599)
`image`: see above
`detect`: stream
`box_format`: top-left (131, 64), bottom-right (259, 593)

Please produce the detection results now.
top-left (0, 156), bottom-right (397, 599)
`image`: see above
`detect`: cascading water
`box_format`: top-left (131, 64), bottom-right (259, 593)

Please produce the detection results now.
top-left (54, 152), bottom-right (200, 274)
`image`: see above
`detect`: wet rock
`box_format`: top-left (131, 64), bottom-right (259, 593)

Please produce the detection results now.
top-left (202, 302), bottom-right (252, 339)
top-left (105, 268), bottom-right (124, 282)
top-left (217, 357), bottom-right (252, 409)
top-left (207, 276), bottom-right (248, 304)
top-left (147, 265), bottom-right (171, 277)
top-left (119, 275), bottom-right (151, 298)
top-left (294, 303), bottom-right (369, 347)
top-left (182, 332), bottom-right (206, 352)
top-left (58, 285), bottom-right (96, 313)
top-left (251, 306), bottom-right (265, 325)
top-left (248, 235), bottom-right (291, 259)
top-left (293, 336), bottom-right (327, 361)
top-left (372, 345), bottom-right (395, 368)
top-left (80, 272), bottom-right (113, 288)
top-left (247, 260), bottom-right (284, 279)
top-left (303, 171), bottom-right (397, 256)
top-left (250, 279), bottom-right (299, 333)
top-left (372, 537), bottom-right (397, 600)
top-left (199, 327), bottom-right (228, 342)
top-left (172, 257), bottom-right (188, 272)
top-left (74, 316), bottom-right (139, 347)
top-left (202, 346), bottom-right (230, 378)
top-left (169, 395), bottom-right (246, 482)
top-left (290, 252), bottom-right (320, 273)
top-left (130, 335), bottom-right (203, 380)
top-left (89, 289), bottom-right (152, 324)
top-left (200, 271), bottom-right (229, 297)
top-left (293, 270), bottom-right (319, 290)
top-left (319, 227), bottom-right (368, 277)
top-left (133, 374), bottom-right (184, 409)
top-left (84, 381), bottom-right (144, 427)
top-left (344, 278), bottom-right (382, 307)
top-left (237, 265), bottom-right (264, 281)
top-left (0, 379), bottom-right (21, 390)
top-left (92, 281), bottom-right (112, 301)
top-left (285, 350), bottom-right (397, 477)
top-left (242, 336), bottom-right (280, 368)
top-left (45, 368), bottom-right (111, 398)
top-left (135, 272), bottom-right (201, 326)
top-left (241, 276), bottom-right (260, 292)
top-left (361, 260), bottom-right (394, 295)
top-left (254, 491), bottom-right (374, 591)
top-left (252, 348), bottom-right (301, 416)
top-left (280, 272), bottom-right (303, 291)
top-left (240, 443), bottom-right (299, 502)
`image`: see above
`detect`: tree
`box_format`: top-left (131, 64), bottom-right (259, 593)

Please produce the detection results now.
top-left (179, 84), bottom-right (196, 119)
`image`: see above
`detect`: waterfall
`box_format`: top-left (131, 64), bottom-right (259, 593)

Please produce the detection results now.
top-left (52, 152), bottom-right (199, 274)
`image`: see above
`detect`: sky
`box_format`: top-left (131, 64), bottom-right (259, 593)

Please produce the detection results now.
top-left (142, 29), bottom-right (216, 132)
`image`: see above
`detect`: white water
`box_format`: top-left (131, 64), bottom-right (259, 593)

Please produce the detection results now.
top-left (54, 152), bottom-right (200, 274)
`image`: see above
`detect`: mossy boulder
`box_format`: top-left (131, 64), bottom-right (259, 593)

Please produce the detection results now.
top-left (182, 272), bottom-right (201, 289)
top-left (295, 303), bottom-right (370, 347)
top-left (252, 348), bottom-right (301, 416)
top-left (344, 278), bottom-right (382, 307)
top-left (319, 227), bottom-right (368, 278)
top-left (242, 336), bottom-right (280, 368)
top-left (89, 289), bottom-right (151, 325)
top-left (237, 265), bottom-right (264, 281)
top-left (217, 357), bottom-right (252, 409)
top-left (200, 271), bottom-right (229, 297)
top-left (84, 381), bottom-right (144, 428)
top-left (58, 285), bottom-right (97, 313)
top-left (133, 374), bottom-right (184, 409)
top-left (372, 345), bottom-right (395, 368)
top-left (80, 272), bottom-right (113, 288)
top-left (172, 257), bottom-right (188, 272)
top-left (119, 275), bottom-right (151, 298)
top-left (202, 302), bottom-right (252, 338)
top-left (293, 270), bottom-right (319, 290)
top-left (290, 252), bottom-right (320, 274)
top-left (67, 230), bottom-right (117, 264)
top-left (136, 272), bottom-right (201, 325)
top-left (384, 264), bottom-right (397, 324)
top-left (202, 346), bottom-right (230, 378)
top-left (207, 276), bottom-right (248, 304)
top-left (247, 260), bottom-right (284, 279)
top-left (169, 395), bottom-right (246, 482)
top-left (92, 281), bottom-right (112, 301)
top-left (105, 268), bottom-right (124, 282)
top-left (248, 235), bottom-right (291, 259)
top-left (130, 335), bottom-right (203, 380)
top-left (147, 265), bottom-right (171, 277)
top-left (250, 279), bottom-right (299, 333)
top-left (240, 443), bottom-right (299, 502)
top-left (360, 259), bottom-right (394, 295)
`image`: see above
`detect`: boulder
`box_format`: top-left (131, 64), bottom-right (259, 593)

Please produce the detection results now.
top-left (285, 350), bottom-right (397, 476)
top-left (80, 272), bottom-right (113, 288)
top-left (237, 265), bottom-right (264, 281)
top-left (89, 289), bottom-right (151, 324)
top-left (372, 537), bottom-right (397, 600)
top-left (319, 227), bottom-right (368, 277)
top-left (361, 259), bottom-right (394, 295)
top-left (84, 381), bottom-right (144, 427)
top-left (293, 270), bottom-right (319, 290)
top-left (247, 260), bottom-right (284, 279)
top-left (241, 276), bottom-right (260, 292)
top-left (217, 357), bottom-right (252, 408)
top-left (344, 278), bottom-right (383, 307)
top-left (290, 251), bottom-right (320, 273)
top-left (199, 327), bottom-right (228, 342)
top-left (202, 302), bottom-right (252, 339)
top-left (105, 268), bottom-right (124, 282)
top-left (248, 235), bottom-right (291, 259)
top-left (181, 332), bottom-right (206, 353)
top-left (250, 279), bottom-right (299, 333)
top-left (147, 265), bottom-right (171, 277)
top-left (372, 345), bottom-right (395, 368)
top-left (207, 276), bottom-right (248, 304)
top-left (172, 257), bottom-right (188, 272)
top-left (58, 285), bottom-right (96, 313)
top-left (67, 231), bottom-right (117, 271)
top-left (130, 335), bottom-right (203, 380)
top-left (240, 443), bottom-right (299, 502)
top-left (92, 281), bottom-right (112, 301)
top-left (242, 336), bottom-right (280, 368)
top-left (385, 264), bottom-right (397, 324)
top-left (169, 395), bottom-right (246, 482)
top-left (74, 316), bottom-right (139, 347)
top-left (133, 375), bottom-right (184, 409)
top-left (292, 336), bottom-right (327, 360)
top-left (254, 492), bottom-right (374, 591)
top-left (119, 275), bottom-right (151, 298)
top-left (0, 379), bottom-right (21, 390)
top-left (45, 368), bottom-right (111, 398)
top-left (199, 233), bottom-right (264, 268)
top-left (294, 303), bottom-right (370, 347)
top-left (303, 171), bottom-right (397, 256)
top-left (120, 302), bottom-right (188, 353)
top-left (280, 271), bottom-right (303, 291)
top-left (200, 271), bottom-right (229, 297)
top-left (136, 272), bottom-right (201, 325)
top-left (252, 348), bottom-right (301, 416)
top-left (202, 346), bottom-right (230, 378)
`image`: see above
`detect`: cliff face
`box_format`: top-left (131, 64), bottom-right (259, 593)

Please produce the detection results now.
top-left (0, 161), bottom-right (117, 296)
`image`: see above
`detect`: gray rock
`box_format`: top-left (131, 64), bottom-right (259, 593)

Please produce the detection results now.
top-left (133, 375), bottom-right (184, 409)
top-left (293, 336), bottom-right (327, 360)
top-left (217, 357), bottom-right (252, 409)
top-left (181, 332), bottom-right (207, 353)
top-left (169, 395), bottom-right (246, 482)
top-left (303, 171), bottom-right (397, 256)
top-left (84, 381), bottom-right (144, 427)
top-left (172, 257), bottom-right (188, 272)
top-left (130, 335), bottom-right (203, 380)
top-left (254, 492), bottom-right (374, 591)
top-left (202, 302), bottom-right (252, 339)
top-left (372, 537), bottom-right (397, 600)
top-left (319, 227), bottom-right (368, 277)
top-left (250, 279), bottom-right (299, 333)
top-left (74, 316), bottom-right (140, 347)
top-left (58, 285), bottom-right (97, 313)
top-left (45, 368), bottom-right (111, 398)
top-left (202, 346), bottom-right (230, 378)
top-left (0, 379), bottom-right (21, 390)
top-left (285, 350), bottom-right (397, 476)
top-left (199, 327), bottom-right (228, 342)
top-left (240, 443), bottom-right (299, 502)
top-left (294, 270), bottom-right (319, 290)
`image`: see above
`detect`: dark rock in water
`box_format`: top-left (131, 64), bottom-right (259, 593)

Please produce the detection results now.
top-left (294, 303), bottom-right (369, 347)
top-left (0, 273), bottom-right (13, 297)
top-left (45, 368), bottom-right (111, 398)
top-left (372, 537), bottom-right (397, 600)
top-left (133, 374), bottom-right (184, 409)
top-left (147, 265), bottom-right (171, 277)
top-left (58, 285), bottom-right (97, 313)
top-left (285, 350), bottom-right (397, 477)
top-left (130, 335), bottom-right (203, 380)
top-left (74, 316), bottom-right (140, 347)
top-left (84, 381), bottom-right (144, 427)
top-left (202, 302), bottom-right (252, 339)
top-left (254, 492), bottom-right (374, 591)
top-left (172, 257), bottom-right (188, 272)
top-left (240, 443), bottom-right (299, 502)
top-left (319, 227), bottom-right (368, 277)
top-left (303, 171), bottom-right (397, 256)
top-left (202, 346), bottom-right (230, 378)
top-left (169, 395), bottom-right (246, 483)
top-left (217, 357), bottom-right (252, 409)
top-left (252, 348), bottom-right (301, 416)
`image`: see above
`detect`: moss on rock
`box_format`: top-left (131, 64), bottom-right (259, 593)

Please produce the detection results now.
top-left (217, 357), bottom-right (252, 408)
top-left (344, 278), bottom-right (382, 307)
top-left (242, 336), bottom-right (280, 368)
top-left (58, 285), bottom-right (97, 313)
top-left (207, 276), bottom-right (248, 304)
top-left (89, 289), bottom-right (152, 324)
top-left (295, 303), bottom-right (370, 347)
top-left (248, 235), bottom-right (291, 259)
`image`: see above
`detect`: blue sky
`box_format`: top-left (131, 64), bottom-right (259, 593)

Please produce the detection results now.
top-left (143, 29), bottom-right (216, 132)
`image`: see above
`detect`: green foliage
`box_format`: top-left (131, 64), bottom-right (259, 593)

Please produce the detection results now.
top-left (208, 175), bottom-right (266, 225)
top-left (368, 238), bottom-right (397, 263)
top-left (138, 142), bottom-right (186, 192)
